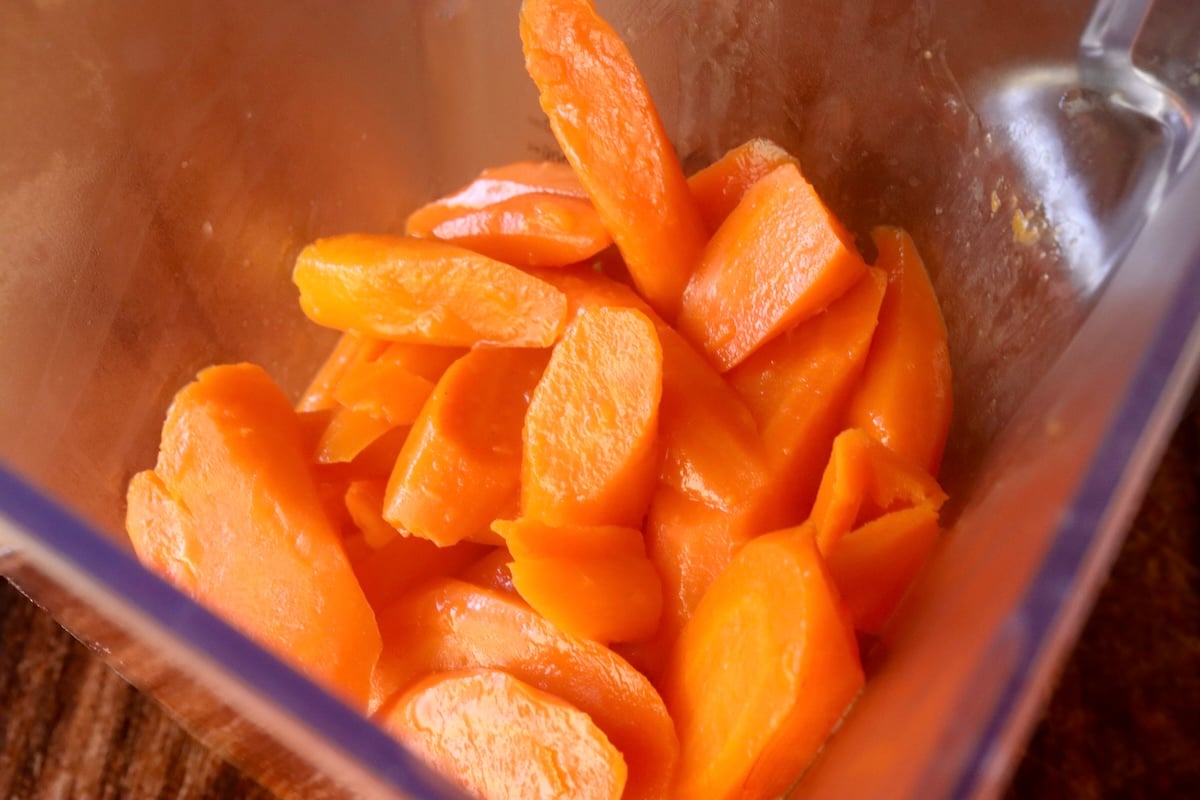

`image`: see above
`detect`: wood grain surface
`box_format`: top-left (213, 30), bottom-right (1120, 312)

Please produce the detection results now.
top-left (1, 400), bottom-right (1197, 799)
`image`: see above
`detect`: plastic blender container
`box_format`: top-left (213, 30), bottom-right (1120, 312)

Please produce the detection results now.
top-left (2, 1), bottom-right (1199, 797)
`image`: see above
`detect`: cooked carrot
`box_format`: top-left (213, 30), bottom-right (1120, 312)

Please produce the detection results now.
top-left (727, 268), bottom-right (888, 519)
top-left (373, 579), bottom-right (678, 800)
top-left (527, 265), bottom-right (652, 324)
top-left (632, 485), bottom-right (787, 680)
top-left (297, 332), bottom-right (389, 412)
top-left (509, 556), bottom-right (662, 644)
top-left (407, 163), bottom-right (588, 230)
top-left (379, 669), bottom-right (627, 800)
top-left (825, 503), bottom-right (942, 634)
top-left (810, 428), bottom-right (948, 556)
top-left (458, 547), bottom-right (518, 596)
top-left (332, 358), bottom-right (435, 427)
top-left (385, 347), bottom-right (549, 547)
top-left (524, 262), bottom-right (758, 510)
top-left (315, 406), bottom-right (399, 465)
top-left (522, 306), bottom-right (663, 528)
top-left (315, 424), bottom-right (411, 485)
top-left (408, 192), bottom-right (612, 268)
top-left (126, 470), bottom-right (200, 595)
top-left (375, 342), bottom-right (467, 383)
top-left (492, 518), bottom-right (645, 560)
top-left (845, 226), bottom-right (953, 474)
top-left (656, 326), bottom-right (772, 510)
top-left (126, 364), bottom-right (380, 707)
top-left (343, 480), bottom-right (399, 548)
top-left (662, 525), bottom-right (864, 800)
top-left (495, 516), bottom-right (660, 643)
top-left (678, 163), bottom-right (870, 371)
top-left (294, 233), bottom-right (567, 347)
top-left (520, 0), bottom-right (708, 319)
top-left (687, 138), bottom-right (798, 233)
top-left (343, 532), bottom-right (487, 613)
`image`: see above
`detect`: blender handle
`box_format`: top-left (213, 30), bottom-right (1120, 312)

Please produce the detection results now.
top-left (1080, 0), bottom-right (1198, 176)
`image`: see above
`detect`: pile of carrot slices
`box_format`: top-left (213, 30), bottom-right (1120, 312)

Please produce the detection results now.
top-left (125, 1), bottom-right (953, 798)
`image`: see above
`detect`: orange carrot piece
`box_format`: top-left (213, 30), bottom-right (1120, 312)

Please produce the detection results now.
top-left (297, 332), bottom-right (389, 412)
top-left (332, 358), bottom-right (435, 428)
top-left (531, 267), bottom-right (770, 510)
top-left (344, 533), bottom-right (487, 614)
top-left (509, 556), bottom-right (662, 644)
top-left (492, 518), bottom-right (645, 560)
top-left (406, 163), bottom-right (588, 232)
top-left (315, 406), bottom-right (399, 465)
top-left (315, 424), bottom-right (411, 485)
top-left (379, 669), bottom-right (627, 800)
top-left (296, 408), bottom-right (334, 459)
top-left (375, 342), bottom-right (467, 383)
top-left (825, 503), bottom-right (942, 634)
top-left (727, 268), bottom-right (888, 519)
top-left (343, 480), bottom-right (399, 548)
top-left (457, 547), bottom-right (518, 596)
top-left (520, 0), bottom-right (708, 319)
top-left (374, 579), bottom-right (679, 800)
top-left (527, 265), bottom-right (653, 324)
top-left (687, 138), bottom-right (798, 233)
top-left (656, 327), bottom-right (772, 510)
top-left (810, 428), bottom-right (947, 556)
top-left (663, 526), bottom-right (864, 800)
top-left (632, 484), bottom-right (787, 680)
top-left (385, 348), bottom-right (550, 547)
top-left (126, 471), bottom-right (200, 595)
top-left (678, 163), bottom-right (870, 371)
top-left (522, 306), bottom-right (663, 528)
top-left (294, 233), bottom-right (568, 347)
top-left (125, 364), bottom-right (380, 707)
top-left (845, 226), bottom-right (953, 475)
top-left (495, 518), bottom-right (662, 645)
top-left (408, 192), bottom-right (613, 269)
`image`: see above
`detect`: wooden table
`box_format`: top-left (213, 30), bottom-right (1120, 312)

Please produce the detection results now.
top-left (2, 402), bottom-right (1197, 799)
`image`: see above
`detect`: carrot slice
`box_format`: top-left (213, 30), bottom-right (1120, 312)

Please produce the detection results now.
top-left (126, 471), bottom-right (200, 595)
top-left (294, 233), bottom-right (567, 347)
top-left (343, 480), bottom-right (399, 549)
top-left (522, 306), bottom-right (663, 528)
top-left (845, 226), bottom-right (953, 474)
top-left (631, 484), bottom-right (787, 680)
top-left (527, 265), bottom-right (652, 324)
top-left (825, 503), bottom-right (942, 634)
top-left (495, 518), bottom-right (661, 644)
top-left (126, 364), bottom-right (380, 708)
top-left (662, 525), bottom-right (863, 800)
top-left (332, 358), bottom-right (435, 427)
top-left (298, 332), bottom-right (388, 412)
top-left (406, 162), bottom-right (588, 231)
top-left (457, 547), bottom-right (518, 596)
top-left (385, 348), bottom-right (550, 547)
top-left (678, 163), bottom-right (869, 371)
top-left (315, 406), bottom-right (399, 465)
top-left (374, 579), bottom-right (679, 800)
top-left (375, 342), bottom-right (467, 383)
top-left (344, 533), bottom-right (487, 614)
top-left (727, 268), bottom-right (888, 519)
top-left (520, 0), bottom-right (708, 319)
top-left (657, 327), bottom-right (771, 510)
top-left (509, 556), bottom-right (662, 644)
top-left (687, 138), bottom-right (798, 233)
top-left (492, 518), bottom-right (645, 560)
top-left (810, 428), bottom-right (948, 555)
top-left (408, 192), bottom-right (612, 268)
top-left (379, 669), bottom-right (627, 800)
